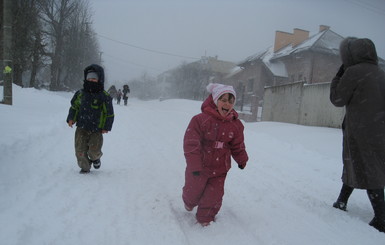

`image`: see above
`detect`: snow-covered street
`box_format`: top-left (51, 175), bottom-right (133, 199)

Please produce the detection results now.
top-left (1, 85), bottom-right (384, 244)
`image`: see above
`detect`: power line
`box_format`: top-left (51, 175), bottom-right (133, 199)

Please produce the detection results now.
top-left (97, 34), bottom-right (200, 60)
top-left (102, 53), bottom-right (163, 72)
top-left (343, 0), bottom-right (385, 16)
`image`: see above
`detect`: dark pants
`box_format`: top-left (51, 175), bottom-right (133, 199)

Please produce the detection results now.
top-left (74, 127), bottom-right (103, 171)
top-left (182, 170), bottom-right (227, 223)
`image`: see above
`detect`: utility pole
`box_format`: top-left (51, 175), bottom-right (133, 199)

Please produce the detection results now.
top-left (1, 0), bottom-right (12, 105)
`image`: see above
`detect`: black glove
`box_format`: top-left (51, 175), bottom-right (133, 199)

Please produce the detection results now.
top-left (336, 65), bottom-right (345, 78)
top-left (192, 171), bottom-right (200, 176)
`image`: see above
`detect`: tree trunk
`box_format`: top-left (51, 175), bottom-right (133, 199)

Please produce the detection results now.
top-left (12, 63), bottom-right (23, 87)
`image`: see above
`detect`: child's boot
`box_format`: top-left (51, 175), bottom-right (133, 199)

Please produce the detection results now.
top-left (184, 203), bottom-right (194, 212)
top-left (199, 222), bottom-right (211, 227)
top-left (92, 159), bottom-right (101, 169)
top-left (79, 169), bottom-right (90, 174)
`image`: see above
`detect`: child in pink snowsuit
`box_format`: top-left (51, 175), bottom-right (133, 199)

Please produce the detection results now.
top-left (182, 83), bottom-right (249, 226)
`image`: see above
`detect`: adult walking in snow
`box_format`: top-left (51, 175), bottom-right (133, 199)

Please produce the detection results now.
top-left (123, 84), bottom-right (130, 106)
top-left (182, 83), bottom-right (249, 226)
top-left (66, 64), bottom-right (115, 174)
top-left (330, 37), bottom-right (385, 233)
top-left (117, 89), bottom-right (122, 105)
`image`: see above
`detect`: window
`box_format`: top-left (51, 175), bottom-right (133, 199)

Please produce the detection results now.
top-left (247, 78), bottom-right (254, 92)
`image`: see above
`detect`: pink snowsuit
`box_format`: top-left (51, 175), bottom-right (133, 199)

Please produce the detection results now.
top-left (182, 95), bottom-right (248, 223)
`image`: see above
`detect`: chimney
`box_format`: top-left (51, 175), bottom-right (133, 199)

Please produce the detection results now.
top-left (292, 28), bottom-right (309, 47)
top-left (274, 31), bottom-right (293, 53)
top-left (319, 25), bottom-right (330, 32)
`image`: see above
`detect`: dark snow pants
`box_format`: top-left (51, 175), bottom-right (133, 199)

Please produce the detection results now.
top-left (74, 127), bottom-right (103, 171)
top-left (182, 170), bottom-right (227, 223)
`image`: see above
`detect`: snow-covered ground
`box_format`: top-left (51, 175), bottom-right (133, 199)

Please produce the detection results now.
top-left (0, 85), bottom-right (384, 245)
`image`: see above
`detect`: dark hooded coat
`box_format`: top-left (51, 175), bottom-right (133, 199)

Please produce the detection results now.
top-left (67, 64), bottom-right (114, 132)
top-left (330, 37), bottom-right (385, 189)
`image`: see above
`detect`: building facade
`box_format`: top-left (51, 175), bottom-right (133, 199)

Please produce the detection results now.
top-left (226, 25), bottom-right (344, 122)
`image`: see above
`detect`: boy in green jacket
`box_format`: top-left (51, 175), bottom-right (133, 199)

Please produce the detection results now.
top-left (67, 64), bottom-right (114, 174)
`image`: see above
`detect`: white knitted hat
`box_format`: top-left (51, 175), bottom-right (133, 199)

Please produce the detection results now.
top-left (206, 83), bottom-right (236, 105)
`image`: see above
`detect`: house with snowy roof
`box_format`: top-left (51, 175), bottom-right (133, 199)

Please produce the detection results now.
top-left (226, 25), bottom-right (345, 121)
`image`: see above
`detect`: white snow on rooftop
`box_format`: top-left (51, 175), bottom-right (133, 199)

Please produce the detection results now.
top-left (272, 30), bottom-right (326, 59)
top-left (273, 30), bottom-right (343, 59)
top-left (225, 66), bottom-right (244, 78)
top-left (262, 47), bottom-right (288, 77)
top-left (237, 29), bottom-right (344, 77)
top-left (238, 50), bottom-right (267, 65)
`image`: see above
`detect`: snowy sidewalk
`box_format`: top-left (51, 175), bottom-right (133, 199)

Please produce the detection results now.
top-left (0, 86), bottom-right (384, 245)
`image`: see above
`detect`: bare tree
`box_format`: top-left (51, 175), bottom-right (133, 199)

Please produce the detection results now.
top-left (29, 25), bottom-right (46, 88)
top-left (36, 0), bottom-right (100, 91)
top-left (11, 0), bottom-right (42, 87)
top-left (37, 0), bottom-right (78, 90)
top-left (166, 61), bottom-right (211, 100)
top-left (61, 0), bottom-right (100, 90)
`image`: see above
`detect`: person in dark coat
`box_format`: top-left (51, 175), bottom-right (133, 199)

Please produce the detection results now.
top-left (182, 83), bottom-right (249, 226)
top-left (122, 85), bottom-right (130, 106)
top-left (330, 37), bottom-right (385, 232)
top-left (117, 89), bottom-right (122, 105)
top-left (67, 64), bottom-right (115, 174)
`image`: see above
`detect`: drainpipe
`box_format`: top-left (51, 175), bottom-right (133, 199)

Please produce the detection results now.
top-left (309, 51), bottom-right (315, 84)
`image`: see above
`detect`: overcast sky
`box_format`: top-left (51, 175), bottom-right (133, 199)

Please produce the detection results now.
top-left (90, 0), bottom-right (385, 84)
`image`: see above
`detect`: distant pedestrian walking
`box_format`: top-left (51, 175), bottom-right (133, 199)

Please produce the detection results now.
top-left (117, 89), bottom-right (122, 105)
top-left (123, 85), bottom-right (130, 106)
